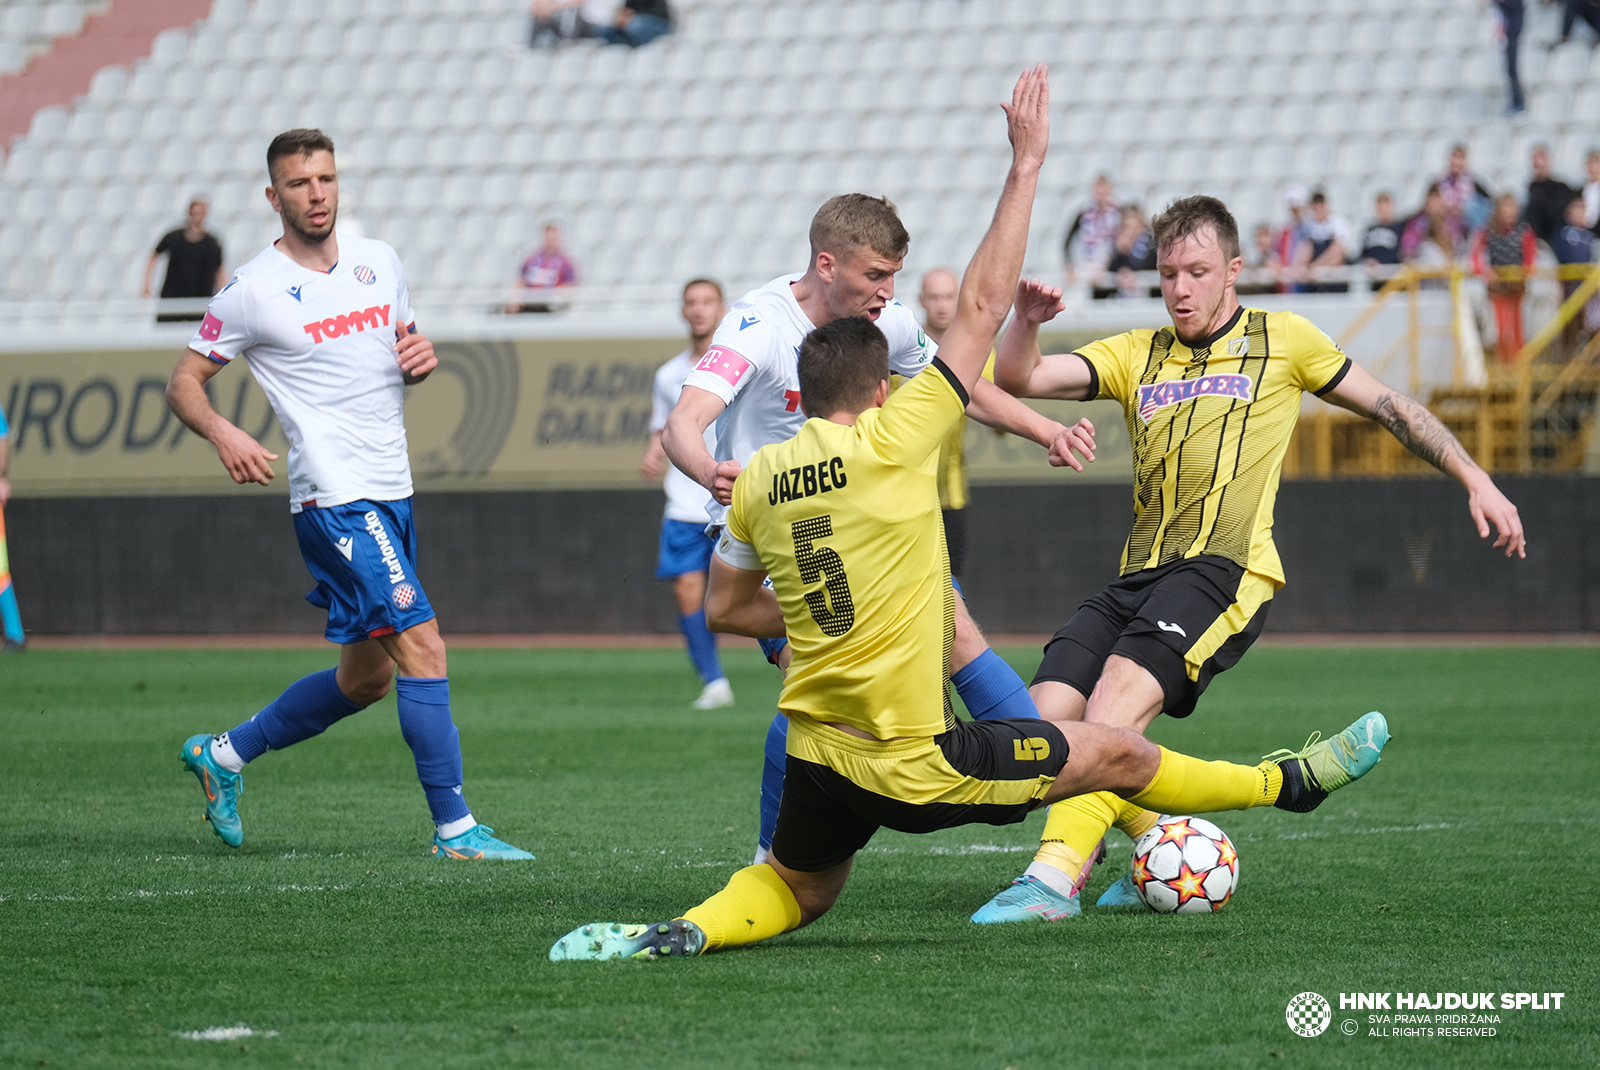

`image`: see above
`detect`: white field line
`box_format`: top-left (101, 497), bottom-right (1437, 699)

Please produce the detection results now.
top-left (177, 1025), bottom-right (278, 1041)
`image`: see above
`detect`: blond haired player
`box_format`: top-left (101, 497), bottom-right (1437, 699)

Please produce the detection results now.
top-left (550, 68), bottom-right (1389, 961)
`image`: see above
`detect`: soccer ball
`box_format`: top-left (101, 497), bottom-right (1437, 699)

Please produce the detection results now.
top-left (1131, 816), bottom-right (1239, 913)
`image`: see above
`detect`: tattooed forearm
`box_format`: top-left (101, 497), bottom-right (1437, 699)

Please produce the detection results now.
top-left (1369, 392), bottom-right (1478, 475)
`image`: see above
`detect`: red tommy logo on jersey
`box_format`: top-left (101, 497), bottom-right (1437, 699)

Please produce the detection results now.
top-left (303, 304), bottom-right (391, 344)
top-left (198, 312), bottom-right (223, 342)
top-left (694, 346), bottom-right (752, 389)
top-left (1136, 373), bottom-right (1253, 422)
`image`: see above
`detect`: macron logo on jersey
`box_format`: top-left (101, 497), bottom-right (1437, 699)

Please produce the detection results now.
top-left (198, 312), bottom-right (223, 342)
top-left (739, 314), bottom-right (760, 330)
top-left (1136, 373), bottom-right (1253, 422)
top-left (303, 304), bottom-right (391, 344)
top-left (695, 345), bottom-right (752, 389)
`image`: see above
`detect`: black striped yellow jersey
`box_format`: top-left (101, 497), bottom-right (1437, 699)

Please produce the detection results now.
top-left (1075, 307), bottom-right (1351, 586)
top-left (721, 359), bottom-right (968, 740)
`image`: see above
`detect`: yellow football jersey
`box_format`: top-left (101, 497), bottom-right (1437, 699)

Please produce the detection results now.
top-left (891, 351), bottom-right (994, 510)
top-left (1078, 308), bottom-right (1350, 585)
top-left (724, 360), bottom-right (969, 740)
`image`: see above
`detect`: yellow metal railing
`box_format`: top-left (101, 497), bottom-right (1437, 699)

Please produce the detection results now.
top-left (1285, 262), bottom-right (1600, 479)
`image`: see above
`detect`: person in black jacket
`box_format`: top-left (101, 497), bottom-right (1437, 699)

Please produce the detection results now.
top-left (596, 0), bottom-right (672, 46)
top-left (1525, 145), bottom-right (1579, 247)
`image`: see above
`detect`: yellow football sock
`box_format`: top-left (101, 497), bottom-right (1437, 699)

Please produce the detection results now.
top-left (1035, 791), bottom-right (1123, 889)
top-left (1128, 746), bottom-right (1283, 814)
top-left (680, 864), bottom-right (802, 953)
top-left (1114, 801), bottom-right (1161, 842)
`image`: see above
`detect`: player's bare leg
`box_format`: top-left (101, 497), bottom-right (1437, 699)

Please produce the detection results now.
top-left (948, 586), bottom-right (1041, 721)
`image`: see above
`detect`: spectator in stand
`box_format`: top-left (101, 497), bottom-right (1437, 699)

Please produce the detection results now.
top-left (1550, 194), bottom-right (1600, 348)
top-left (1436, 145), bottom-right (1494, 233)
top-left (142, 198), bottom-right (226, 322)
top-left (1359, 192), bottom-right (1404, 289)
top-left (1548, 0), bottom-right (1600, 49)
top-left (1236, 222), bottom-right (1279, 296)
top-left (1402, 183), bottom-right (1463, 287)
top-left (1295, 190), bottom-right (1355, 293)
top-left (1471, 193), bottom-right (1539, 363)
top-left (510, 222), bottom-right (579, 313)
top-left (1583, 150), bottom-right (1600, 234)
top-left (1525, 144), bottom-right (1579, 246)
top-left (595, 0), bottom-right (672, 47)
top-left (1103, 204), bottom-right (1155, 300)
top-left (1062, 174), bottom-right (1120, 287)
top-left (1270, 184), bottom-right (1310, 292)
top-left (1492, 0), bottom-right (1526, 118)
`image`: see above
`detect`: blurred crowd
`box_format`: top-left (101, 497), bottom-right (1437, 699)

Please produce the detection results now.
top-left (1064, 143), bottom-right (1600, 360)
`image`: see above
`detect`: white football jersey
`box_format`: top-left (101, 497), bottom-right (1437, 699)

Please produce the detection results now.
top-left (650, 349), bottom-right (717, 525)
top-left (681, 273), bottom-right (938, 523)
top-left (190, 235), bottom-right (416, 513)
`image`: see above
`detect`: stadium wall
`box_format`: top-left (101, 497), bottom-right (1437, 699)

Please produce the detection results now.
top-left (9, 477), bottom-right (1596, 636)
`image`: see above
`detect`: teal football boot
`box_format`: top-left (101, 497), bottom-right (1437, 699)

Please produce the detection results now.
top-left (970, 874), bottom-right (1082, 923)
top-left (180, 733), bottom-right (243, 848)
top-left (430, 824), bottom-right (535, 860)
top-left (1095, 871), bottom-right (1145, 908)
top-left (549, 919), bottom-right (706, 961)
top-left (1265, 711), bottom-right (1391, 812)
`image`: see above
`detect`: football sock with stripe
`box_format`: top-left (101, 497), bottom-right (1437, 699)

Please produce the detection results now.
top-left (678, 609), bottom-right (724, 684)
top-left (395, 676), bottom-right (474, 828)
top-left (756, 713), bottom-right (788, 852)
top-left (951, 648), bottom-right (1040, 721)
top-left (681, 864), bottom-right (802, 952)
top-left (218, 667), bottom-right (364, 770)
top-left (1128, 746), bottom-right (1283, 813)
top-left (1033, 791), bottom-right (1124, 894)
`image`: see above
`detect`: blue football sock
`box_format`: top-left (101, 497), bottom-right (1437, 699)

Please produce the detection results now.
top-left (757, 713), bottom-right (788, 851)
top-left (227, 667), bottom-right (364, 764)
top-left (395, 676), bottom-right (471, 825)
top-left (0, 582), bottom-right (23, 644)
top-left (952, 648), bottom-right (1040, 721)
top-left (679, 609), bottom-right (724, 684)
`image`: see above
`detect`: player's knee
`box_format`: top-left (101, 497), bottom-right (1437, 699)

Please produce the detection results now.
top-left (1104, 727), bottom-right (1160, 792)
top-left (339, 668), bottom-right (391, 707)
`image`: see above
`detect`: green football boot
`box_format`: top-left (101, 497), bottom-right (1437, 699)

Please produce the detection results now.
top-left (180, 733), bottom-right (243, 848)
top-left (548, 920), bottom-right (706, 961)
top-left (1265, 711), bottom-right (1390, 812)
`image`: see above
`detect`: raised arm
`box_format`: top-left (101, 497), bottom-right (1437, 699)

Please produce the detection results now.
top-left (993, 280), bottom-right (1098, 401)
top-left (937, 64), bottom-right (1051, 394)
top-left (165, 349), bottom-right (279, 486)
top-left (1323, 362), bottom-right (1525, 558)
top-left (663, 385), bottom-right (742, 505)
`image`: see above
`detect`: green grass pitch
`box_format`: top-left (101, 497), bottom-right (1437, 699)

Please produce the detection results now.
top-left (1, 645), bottom-right (1596, 1069)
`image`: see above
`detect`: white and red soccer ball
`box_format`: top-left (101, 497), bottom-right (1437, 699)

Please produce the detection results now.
top-left (1131, 816), bottom-right (1239, 913)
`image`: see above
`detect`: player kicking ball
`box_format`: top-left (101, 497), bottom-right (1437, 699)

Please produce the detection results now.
top-left (969, 193), bottom-right (1524, 922)
top-left (550, 67), bottom-right (1386, 961)
top-left (166, 129), bottom-right (531, 861)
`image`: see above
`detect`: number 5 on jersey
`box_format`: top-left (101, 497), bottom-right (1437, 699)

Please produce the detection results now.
top-left (791, 516), bottom-right (855, 637)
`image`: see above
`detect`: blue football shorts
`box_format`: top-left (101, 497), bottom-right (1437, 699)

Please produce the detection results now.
top-left (656, 517), bottom-right (715, 580)
top-left (293, 497), bottom-right (436, 645)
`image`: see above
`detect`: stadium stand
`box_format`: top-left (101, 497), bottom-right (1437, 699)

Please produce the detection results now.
top-left (0, 0), bottom-right (1596, 321)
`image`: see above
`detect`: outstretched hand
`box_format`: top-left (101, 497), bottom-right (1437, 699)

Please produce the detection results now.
top-left (1467, 477), bottom-right (1526, 559)
top-left (1001, 63), bottom-right (1050, 170)
top-left (1048, 417), bottom-right (1096, 471)
top-left (1013, 277), bottom-right (1064, 325)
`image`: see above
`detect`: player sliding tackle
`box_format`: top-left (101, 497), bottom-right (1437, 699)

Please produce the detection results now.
top-left (550, 67), bottom-right (1388, 961)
